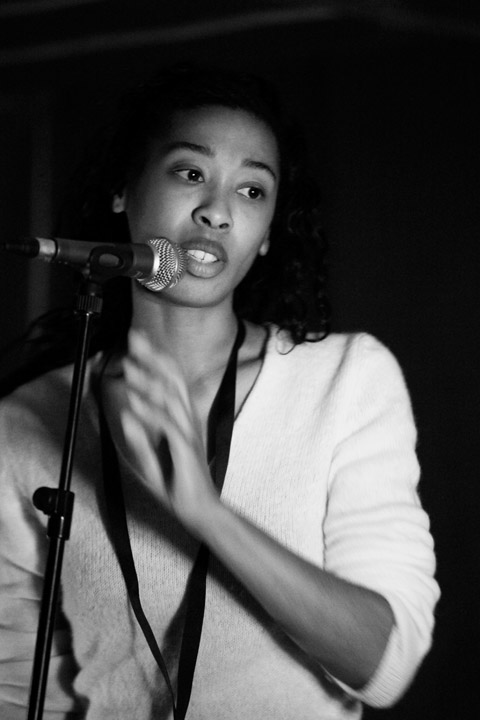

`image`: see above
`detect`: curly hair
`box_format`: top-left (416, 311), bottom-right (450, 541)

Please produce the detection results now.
top-left (1, 64), bottom-right (330, 394)
top-left (59, 63), bottom-right (329, 350)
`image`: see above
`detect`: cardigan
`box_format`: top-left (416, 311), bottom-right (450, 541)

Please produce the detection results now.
top-left (0, 329), bottom-right (440, 719)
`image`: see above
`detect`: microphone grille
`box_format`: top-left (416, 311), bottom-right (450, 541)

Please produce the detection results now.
top-left (137, 238), bottom-right (187, 292)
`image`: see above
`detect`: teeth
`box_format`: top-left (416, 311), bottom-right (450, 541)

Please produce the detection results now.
top-left (187, 249), bottom-right (217, 263)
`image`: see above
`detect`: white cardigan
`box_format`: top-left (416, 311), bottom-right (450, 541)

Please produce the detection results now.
top-left (0, 329), bottom-right (439, 719)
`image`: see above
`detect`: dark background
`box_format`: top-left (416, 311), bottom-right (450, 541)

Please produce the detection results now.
top-left (1, 2), bottom-right (479, 717)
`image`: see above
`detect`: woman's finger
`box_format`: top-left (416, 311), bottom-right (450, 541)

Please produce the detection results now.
top-left (123, 346), bottom-right (191, 413)
top-left (120, 408), bottom-right (166, 490)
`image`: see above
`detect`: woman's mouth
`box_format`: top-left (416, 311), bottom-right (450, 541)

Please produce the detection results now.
top-left (186, 249), bottom-right (218, 264)
top-left (181, 239), bottom-right (227, 278)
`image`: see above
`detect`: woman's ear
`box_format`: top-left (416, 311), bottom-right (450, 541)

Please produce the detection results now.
top-left (112, 192), bottom-right (127, 214)
top-left (258, 232), bottom-right (270, 257)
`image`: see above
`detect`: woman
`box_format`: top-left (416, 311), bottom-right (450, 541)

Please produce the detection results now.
top-left (0, 65), bottom-right (439, 719)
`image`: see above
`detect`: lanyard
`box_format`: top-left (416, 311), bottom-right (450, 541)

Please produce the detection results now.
top-left (97, 320), bottom-right (245, 719)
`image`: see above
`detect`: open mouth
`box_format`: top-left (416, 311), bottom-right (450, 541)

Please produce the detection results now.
top-left (185, 249), bottom-right (218, 264)
top-left (180, 239), bottom-right (227, 278)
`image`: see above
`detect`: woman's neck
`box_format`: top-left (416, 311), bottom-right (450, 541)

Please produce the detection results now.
top-left (130, 290), bottom-right (239, 385)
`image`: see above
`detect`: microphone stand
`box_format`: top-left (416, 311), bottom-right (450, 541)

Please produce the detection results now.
top-left (27, 273), bottom-right (104, 720)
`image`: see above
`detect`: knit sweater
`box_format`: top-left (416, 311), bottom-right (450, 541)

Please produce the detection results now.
top-left (0, 329), bottom-right (439, 720)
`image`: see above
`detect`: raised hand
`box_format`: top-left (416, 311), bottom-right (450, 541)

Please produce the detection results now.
top-left (120, 330), bottom-right (219, 530)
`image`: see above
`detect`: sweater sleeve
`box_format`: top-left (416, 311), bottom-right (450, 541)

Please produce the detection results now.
top-left (0, 404), bottom-right (80, 719)
top-left (323, 334), bottom-right (440, 708)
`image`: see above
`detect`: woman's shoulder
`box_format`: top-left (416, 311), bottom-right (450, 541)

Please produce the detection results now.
top-left (0, 355), bottom-right (102, 425)
top-left (1, 364), bottom-right (62, 405)
top-left (265, 325), bottom-right (391, 361)
top-left (263, 325), bottom-right (406, 388)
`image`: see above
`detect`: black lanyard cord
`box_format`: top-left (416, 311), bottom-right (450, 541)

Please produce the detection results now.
top-left (96, 320), bottom-right (245, 719)
top-left (98, 402), bottom-right (177, 712)
top-left (176, 319), bottom-right (245, 718)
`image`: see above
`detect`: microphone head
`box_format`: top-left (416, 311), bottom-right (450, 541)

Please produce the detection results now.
top-left (137, 238), bottom-right (187, 292)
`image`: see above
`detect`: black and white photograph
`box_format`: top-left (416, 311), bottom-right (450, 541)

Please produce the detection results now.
top-left (0, 2), bottom-right (478, 719)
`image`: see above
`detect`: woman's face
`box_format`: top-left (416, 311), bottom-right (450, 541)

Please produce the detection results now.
top-left (113, 104), bottom-right (279, 308)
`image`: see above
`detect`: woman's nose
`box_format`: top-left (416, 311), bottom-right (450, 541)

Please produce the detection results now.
top-left (192, 189), bottom-right (232, 231)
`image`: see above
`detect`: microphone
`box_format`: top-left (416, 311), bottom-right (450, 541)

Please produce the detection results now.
top-left (0, 236), bottom-right (187, 292)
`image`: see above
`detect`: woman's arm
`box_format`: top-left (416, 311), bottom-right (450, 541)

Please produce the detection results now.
top-left (120, 331), bottom-right (411, 692)
top-left (0, 393), bottom-right (80, 720)
top-left (187, 492), bottom-right (394, 689)
top-left (121, 330), bottom-right (439, 707)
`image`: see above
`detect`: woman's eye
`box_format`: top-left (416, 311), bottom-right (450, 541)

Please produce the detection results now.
top-left (175, 169), bottom-right (204, 183)
top-left (238, 186), bottom-right (265, 200)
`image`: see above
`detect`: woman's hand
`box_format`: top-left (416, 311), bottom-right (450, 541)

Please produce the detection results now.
top-left (119, 330), bottom-right (395, 692)
top-left (120, 330), bottom-right (219, 530)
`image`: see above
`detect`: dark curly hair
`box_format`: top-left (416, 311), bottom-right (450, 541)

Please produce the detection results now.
top-left (1, 63), bottom-right (329, 395)
top-left (62, 63), bottom-right (329, 346)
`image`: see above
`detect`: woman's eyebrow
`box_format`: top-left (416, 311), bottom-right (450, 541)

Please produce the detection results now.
top-left (166, 140), bottom-right (213, 157)
top-left (166, 141), bottom-right (277, 182)
top-left (243, 159), bottom-right (277, 182)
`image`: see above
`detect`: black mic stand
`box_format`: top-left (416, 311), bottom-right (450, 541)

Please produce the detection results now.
top-left (27, 273), bottom-right (104, 720)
